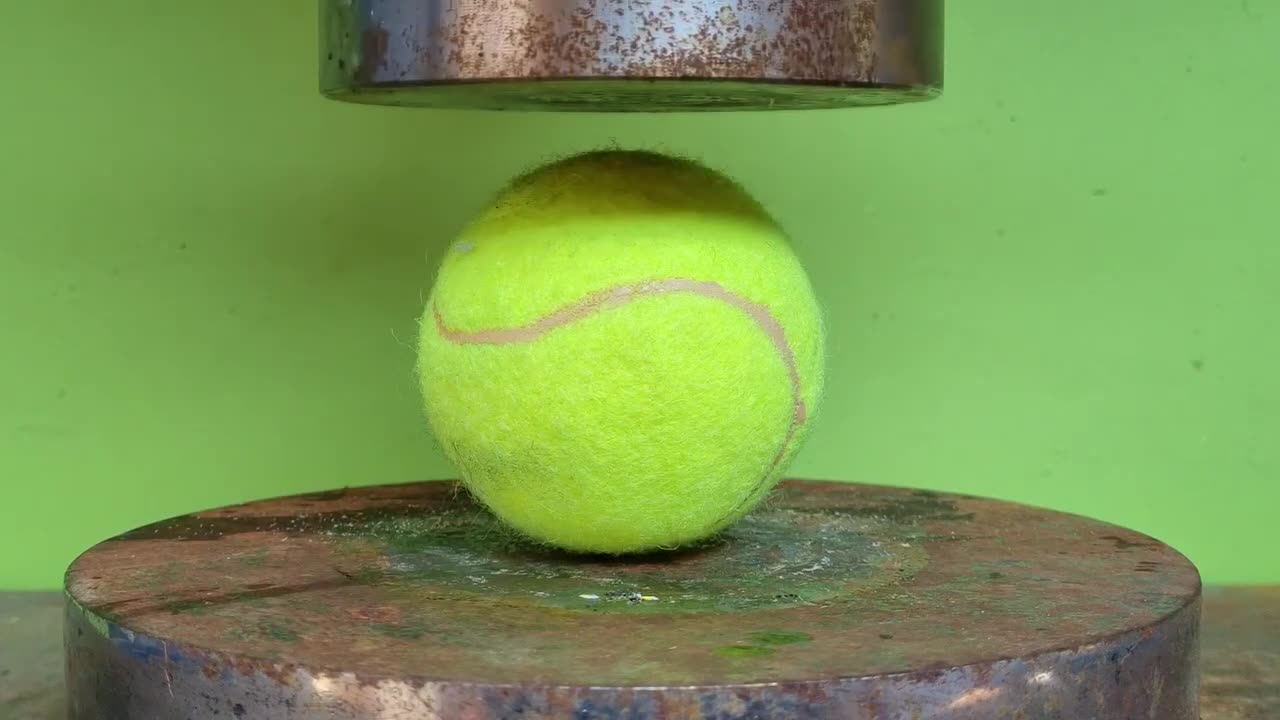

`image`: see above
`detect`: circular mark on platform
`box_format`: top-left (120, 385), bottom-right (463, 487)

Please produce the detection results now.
top-left (326, 500), bottom-right (931, 613)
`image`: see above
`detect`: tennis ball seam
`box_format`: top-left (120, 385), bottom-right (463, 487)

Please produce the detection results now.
top-left (432, 276), bottom-right (809, 523)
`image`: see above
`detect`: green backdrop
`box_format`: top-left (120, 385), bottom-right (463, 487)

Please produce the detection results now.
top-left (2, 2), bottom-right (1276, 590)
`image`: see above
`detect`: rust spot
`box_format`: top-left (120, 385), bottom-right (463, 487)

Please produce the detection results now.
top-left (1102, 535), bottom-right (1158, 551)
top-left (348, 606), bottom-right (403, 623)
top-left (414, 0), bottom-right (880, 81)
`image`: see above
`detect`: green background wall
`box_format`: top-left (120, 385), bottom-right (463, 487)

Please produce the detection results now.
top-left (2, 2), bottom-right (1276, 590)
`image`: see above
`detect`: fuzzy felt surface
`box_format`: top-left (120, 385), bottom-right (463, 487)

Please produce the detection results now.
top-left (417, 150), bottom-right (825, 553)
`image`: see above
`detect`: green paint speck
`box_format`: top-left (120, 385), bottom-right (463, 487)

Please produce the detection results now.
top-left (178, 601), bottom-right (213, 616)
top-left (84, 610), bottom-right (111, 638)
top-left (371, 623), bottom-right (427, 640)
top-left (749, 630), bottom-right (813, 646)
top-left (715, 645), bottom-right (775, 659)
top-left (262, 623), bottom-right (299, 642)
top-left (239, 554), bottom-right (267, 567)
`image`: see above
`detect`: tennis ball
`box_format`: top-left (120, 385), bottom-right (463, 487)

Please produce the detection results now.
top-left (416, 149), bottom-right (824, 554)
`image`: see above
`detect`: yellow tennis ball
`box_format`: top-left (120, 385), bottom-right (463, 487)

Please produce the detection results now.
top-left (416, 149), bottom-right (824, 554)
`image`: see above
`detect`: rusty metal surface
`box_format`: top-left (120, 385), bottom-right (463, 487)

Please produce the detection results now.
top-left (9, 587), bottom-right (1277, 718)
top-left (319, 0), bottom-right (943, 110)
top-left (64, 480), bottom-right (1200, 718)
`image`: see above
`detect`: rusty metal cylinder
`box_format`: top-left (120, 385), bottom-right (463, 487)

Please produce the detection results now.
top-left (319, 0), bottom-right (943, 110)
top-left (63, 481), bottom-right (1200, 719)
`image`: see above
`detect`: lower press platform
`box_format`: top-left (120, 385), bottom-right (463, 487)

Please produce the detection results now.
top-left (64, 480), bottom-right (1201, 719)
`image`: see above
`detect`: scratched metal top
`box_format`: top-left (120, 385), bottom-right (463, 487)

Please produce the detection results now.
top-left (65, 480), bottom-right (1199, 688)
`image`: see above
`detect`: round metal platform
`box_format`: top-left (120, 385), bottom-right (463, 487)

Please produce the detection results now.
top-left (318, 0), bottom-right (943, 111)
top-left (64, 480), bottom-right (1200, 719)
